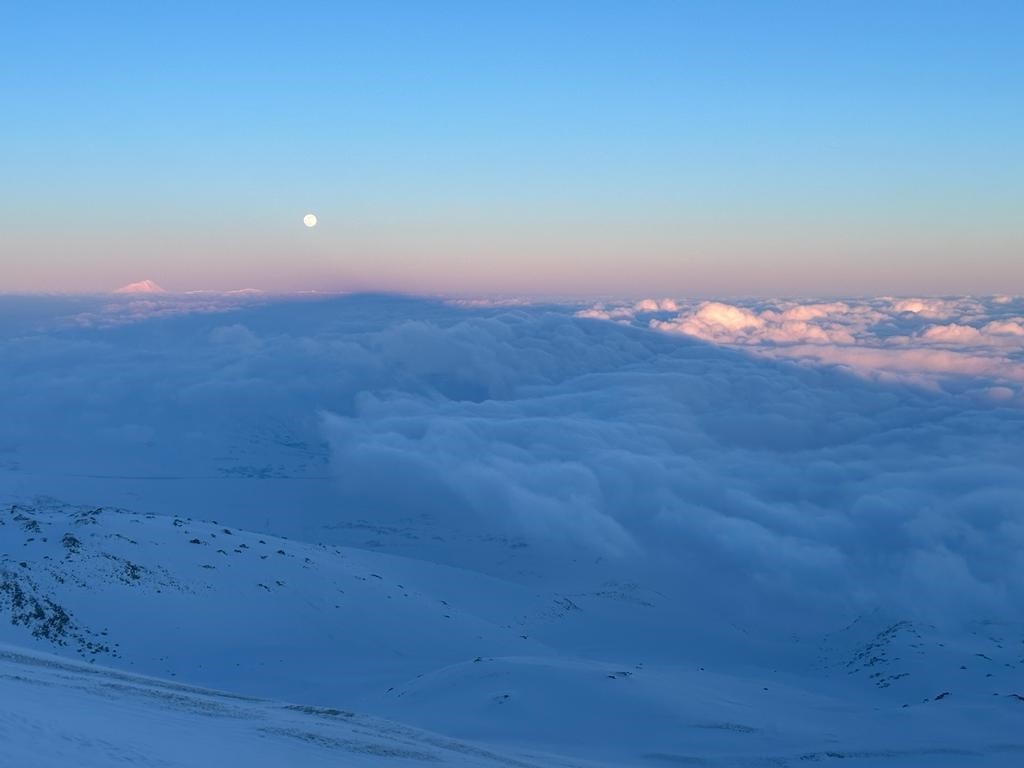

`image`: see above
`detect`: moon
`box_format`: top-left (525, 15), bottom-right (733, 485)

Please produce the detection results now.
top-left (303, 213), bottom-right (318, 228)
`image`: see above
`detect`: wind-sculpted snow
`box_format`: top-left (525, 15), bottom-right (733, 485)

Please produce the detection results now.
top-left (1, 292), bottom-right (1023, 764)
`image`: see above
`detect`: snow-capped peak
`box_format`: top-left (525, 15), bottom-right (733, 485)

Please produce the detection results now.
top-left (114, 279), bottom-right (166, 294)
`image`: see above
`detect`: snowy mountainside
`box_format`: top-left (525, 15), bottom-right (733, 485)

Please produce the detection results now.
top-left (0, 499), bottom-right (550, 703)
top-left (0, 644), bottom-right (574, 768)
top-left (2, 497), bottom-right (1024, 766)
top-left (816, 612), bottom-right (1024, 704)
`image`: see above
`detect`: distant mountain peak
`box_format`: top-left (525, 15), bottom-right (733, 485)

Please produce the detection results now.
top-left (114, 279), bottom-right (166, 294)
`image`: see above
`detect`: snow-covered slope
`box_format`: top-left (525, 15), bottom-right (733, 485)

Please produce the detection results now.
top-left (0, 499), bottom-right (548, 703)
top-left (0, 644), bottom-right (571, 768)
top-left (2, 498), bottom-right (1023, 766)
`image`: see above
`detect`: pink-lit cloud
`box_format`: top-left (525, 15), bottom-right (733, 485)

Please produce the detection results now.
top-left (579, 295), bottom-right (1024, 401)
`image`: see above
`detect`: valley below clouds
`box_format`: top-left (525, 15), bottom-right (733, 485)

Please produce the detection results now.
top-left (1, 292), bottom-right (1023, 766)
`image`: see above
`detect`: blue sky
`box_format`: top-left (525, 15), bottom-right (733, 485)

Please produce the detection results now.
top-left (2, 1), bottom-right (1022, 295)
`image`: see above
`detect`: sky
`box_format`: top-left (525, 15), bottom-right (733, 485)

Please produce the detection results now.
top-left (2, 0), bottom-right (1022, 296)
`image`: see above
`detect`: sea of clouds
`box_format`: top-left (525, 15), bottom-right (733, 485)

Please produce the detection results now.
top-left (1, 292), bottom-right (1021, 631)
top-left (581, 295), bottom-right (1024, 401)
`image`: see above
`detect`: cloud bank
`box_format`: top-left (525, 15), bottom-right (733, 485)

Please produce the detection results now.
top-left (1, 293), bottom-right (1022, 632)
top-left (580, 295), bottom-right (1024, 401)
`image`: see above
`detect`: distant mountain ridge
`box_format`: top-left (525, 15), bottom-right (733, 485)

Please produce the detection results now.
top-left (114, 279), bottom-right (166, 294)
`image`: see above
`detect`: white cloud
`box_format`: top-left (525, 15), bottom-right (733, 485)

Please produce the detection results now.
top-left (633, 298), bottom-right (679, 313)
top-left (983, 319), bottom-right (1024, 336)
top-left (890, 297), bottom-right (964, 318)
top-left (918, 323), bottom-right (986, 344)
top-left (584, 296), bottom-right (1024, 398)
top-left (650, 300), bottom-right (860, 346)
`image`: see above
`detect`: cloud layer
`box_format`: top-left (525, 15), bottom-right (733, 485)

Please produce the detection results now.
top-left (581, 295), bottom-right (1024, 401)
top-left (1, 293), bottom-right (1022, 632)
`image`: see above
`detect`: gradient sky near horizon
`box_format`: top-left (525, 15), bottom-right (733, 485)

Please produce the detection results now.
top-left (2, 1), bottom-right (1022, 296)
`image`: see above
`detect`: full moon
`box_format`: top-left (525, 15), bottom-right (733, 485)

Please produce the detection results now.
top-left (303, 213), bottom-right (318, 228)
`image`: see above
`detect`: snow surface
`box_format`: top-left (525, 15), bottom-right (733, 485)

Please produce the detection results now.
top-left (1, 293), bottom-right (1023, 766)
top-left (0, 643), bottom-right (571, 767)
